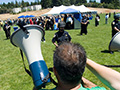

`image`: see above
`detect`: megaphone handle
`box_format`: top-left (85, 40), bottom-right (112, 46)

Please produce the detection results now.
top-left (20, 49), bottom-right (31, 76)
top-left (49, 73), bottom-right (58, 86)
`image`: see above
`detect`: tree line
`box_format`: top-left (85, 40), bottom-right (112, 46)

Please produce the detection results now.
top-left (41, 0), bottom-right (120, 9)
top-left (0, 0), bottom-right (120, 14)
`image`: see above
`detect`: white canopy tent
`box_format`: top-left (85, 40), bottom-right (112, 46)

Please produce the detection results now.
top-left (42, 5), bottom-right (97, 15)
top-left (42, 5), bottom-right (97, 29)
top-left (43, 5), bottom-right (67, 15)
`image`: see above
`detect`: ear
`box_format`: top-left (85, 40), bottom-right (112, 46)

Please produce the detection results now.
top-left (53, 67), bottom-right (59, 82)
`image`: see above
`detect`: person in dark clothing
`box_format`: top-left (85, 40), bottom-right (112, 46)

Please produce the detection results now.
top-left (49, 17), bottom-right (54, 30)
top-left (111, 14), bottom-right (120, 37)
top-left (52, 21), bottom-right (72, 47)
top-left (80, 15), bottom-right (89, 35)
top-left (3, 21), bottom-right (11, 39)
top-left (17, 18), bottom-right (28, 34)
top-left (95, 14), bottom-right (100, 27)
top-left (110, 14), bottom-right (120, 54)
top-left (37, 17), bottom-right (45, 28)
top-left (109, 12), bottom-right (111, 18)
top-left (45, 17), bottom-right (50, 30)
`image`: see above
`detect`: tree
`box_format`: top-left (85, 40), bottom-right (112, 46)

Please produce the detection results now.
top-left (25, 2), bottom-right (29, 6)
top-left (63, 0), bottom-right (71, 5)
top-left (21, 0), bottom-right (25, 7)
top-left (15, 0), bottom-right (19, 7)
top-left (35, 0), bottom-right (40, 4)
top-left (112, 0), bottom-right (119, 8)
top-left (52, 0), bottom-right (63, 6)
top-left (30, 2), bottom-right (34, 6)
top-left (101, 0), bottom-right (112, 3)
top-left (75, 0), bottom-right (86, 4)
top-left (41, 0), bottom-right (52, 8)
top-left (70, 0), bottom-right (76, 5)
top-left (10, 2), bottom-right (15, 8)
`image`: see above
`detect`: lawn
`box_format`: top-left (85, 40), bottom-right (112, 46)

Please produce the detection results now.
top-left (0, 13), bottom-right (120, 90)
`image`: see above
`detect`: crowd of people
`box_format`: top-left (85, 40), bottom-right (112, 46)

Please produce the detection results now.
top-left (0, 12), bottom-right (116, 40)
top-left (0, 13), bottom-right (94, 39)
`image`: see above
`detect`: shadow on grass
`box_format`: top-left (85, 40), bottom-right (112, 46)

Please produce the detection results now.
top-left (101, 50), bottom-right (111, 53)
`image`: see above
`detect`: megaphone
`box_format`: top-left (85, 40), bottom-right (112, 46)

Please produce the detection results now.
top-left (10, 25), bottom-right (50, 88)
top-left (109, 32), bottom-right (120, 51)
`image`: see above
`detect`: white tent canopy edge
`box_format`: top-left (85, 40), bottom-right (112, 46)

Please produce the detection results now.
top-left (42, 5), bottom-right (97, 16)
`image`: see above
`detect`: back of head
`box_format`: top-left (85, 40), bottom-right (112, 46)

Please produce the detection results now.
top-left (53, 42), bottom-right (86, 85)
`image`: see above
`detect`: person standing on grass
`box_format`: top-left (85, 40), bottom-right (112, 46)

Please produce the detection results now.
top-left (95, 14), bottom-right (100, 27)
top-left (110, 14), bottom-right (120, 54)
top-left (52, 21), bottom-right (72, 47)
top-left (66, 14), bottom-right (73, 29)
top-left (3, 21), bottom-right (11, 39)
top-left (105, 13), bottom-right (109, 24)
top-left (80, 14), bottom-right (89, 35)
top-left (111, 14), bottom-right (120, 37)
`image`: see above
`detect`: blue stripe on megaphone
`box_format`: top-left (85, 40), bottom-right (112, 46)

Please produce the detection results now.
top-left (29, 60), bottom-right (51, 88)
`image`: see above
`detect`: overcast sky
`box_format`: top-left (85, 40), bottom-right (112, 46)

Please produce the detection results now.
top-left (0, 0), bottom-right (36, 4)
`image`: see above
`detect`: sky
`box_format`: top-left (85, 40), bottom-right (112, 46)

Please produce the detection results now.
top-left (0, 0), bottom-right (36, 4)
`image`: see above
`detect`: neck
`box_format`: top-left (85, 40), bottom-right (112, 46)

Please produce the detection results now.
top-left (56, 83), bottom-right (81, 90)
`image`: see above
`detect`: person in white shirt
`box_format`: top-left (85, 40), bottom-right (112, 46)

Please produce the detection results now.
top-left (66, 14), bottom-right (73, 29)
top-left (105, 13), bottom-right (109, 24)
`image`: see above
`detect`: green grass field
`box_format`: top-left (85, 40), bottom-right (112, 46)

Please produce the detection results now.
top-left (0, 13), bottom-right (120, 90)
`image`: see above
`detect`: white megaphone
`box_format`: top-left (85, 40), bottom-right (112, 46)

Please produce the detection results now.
top-left (109, 32), bottom-right (120, 51)
top-left (10, 25), bottom-right (50, 88)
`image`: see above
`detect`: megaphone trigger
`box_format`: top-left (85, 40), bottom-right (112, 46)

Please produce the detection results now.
top-left (41, 73), bottom-right (50, 83)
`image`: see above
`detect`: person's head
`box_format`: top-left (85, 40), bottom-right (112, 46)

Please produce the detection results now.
top-left (114, 14), bottom-right (120, 21)
top-left (58, 21), bottom-right (66, 32)
top-left (53, 42), bottom-right (86, 86)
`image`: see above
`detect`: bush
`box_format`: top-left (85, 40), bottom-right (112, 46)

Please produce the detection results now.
top-left (85, 2), bottom-right (120, 9)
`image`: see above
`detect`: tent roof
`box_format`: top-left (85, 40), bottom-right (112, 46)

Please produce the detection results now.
top-left (42, 5), bottom-right (97, 15)
top-left (60, 8), bottom-right (80, 14)
top-left (43, 5), bottom-right (67, 15)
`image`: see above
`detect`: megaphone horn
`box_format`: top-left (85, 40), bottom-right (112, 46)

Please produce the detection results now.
top-left (10, 25), bottom-right (50, 89)
top-left (109, 32), bottom-right (120, 51)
